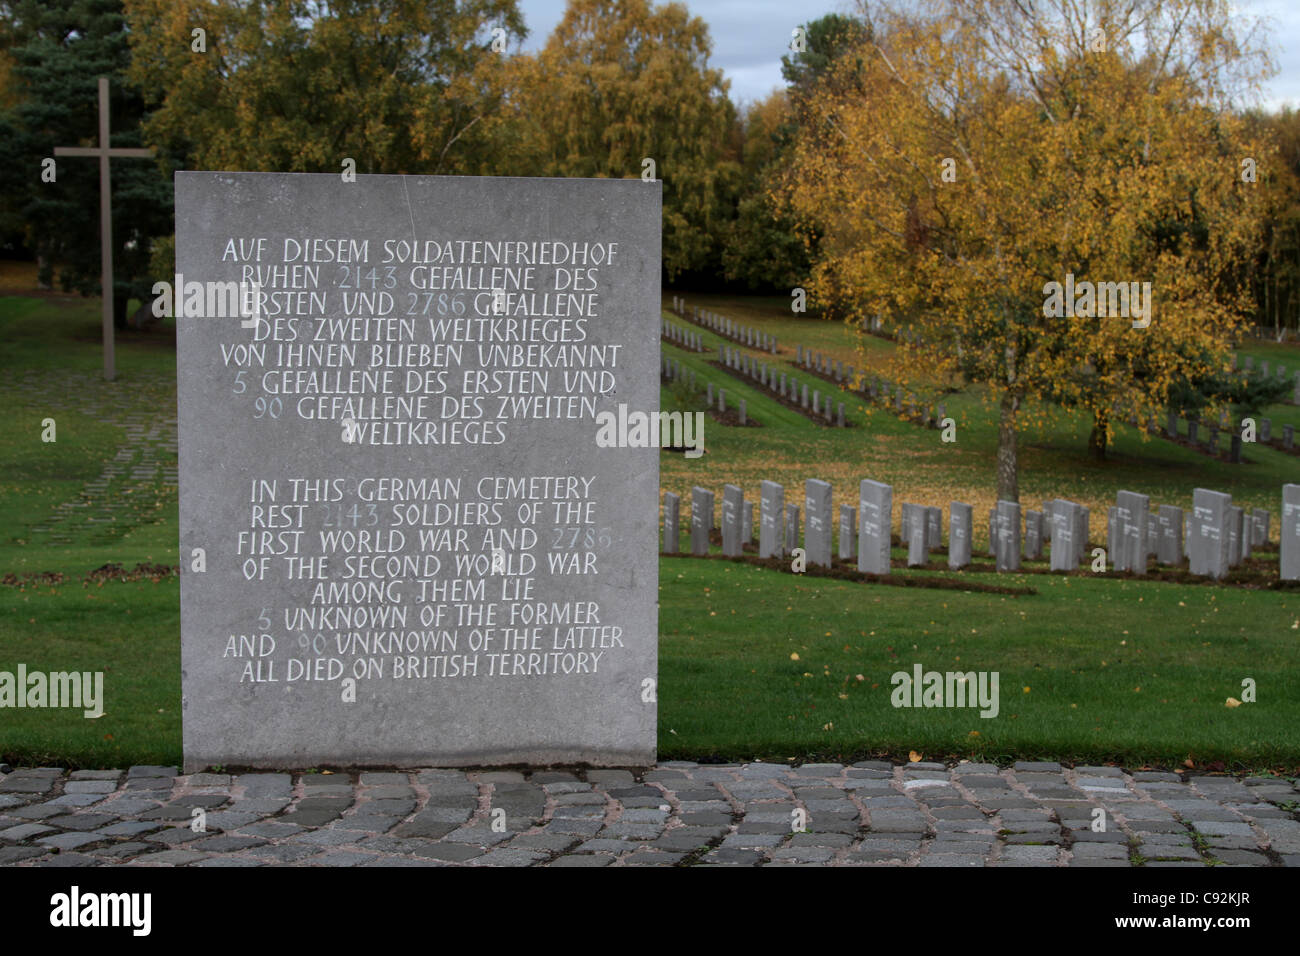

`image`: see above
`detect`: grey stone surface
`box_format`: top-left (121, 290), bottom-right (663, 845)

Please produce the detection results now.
top-left (1025, 510), bottom-right (1042, 560)
top-left (926, 506), bottom-right (942, 551)
top-left (1157, 504), bottom-right (1183, 565)
top-left (0, 763), bottom-right (1289, 866)
top-left (662, 492), bottom-right (679, 554)
top-left (804, 479), bottom-right (833, 568)
top-left (1050, 500), bottom-right (1080, 571)
top-left (691, 486), bottom-right (714, 556)
top-left (721, 484), bottom-right (745, 558)
top-left (784, 504), bottom-right (800, 555)
top-left (175, 172), bottom-right (661, 769)
top-left (858, 480), bottom-right (892, 575)
top-left (1284, 484), bottom-right (1300, 581)
top-left (759, 480), bottom-right (783, 559)
top-left (904, 502), bottom-right (928, 567)
top-left (949, 502), bottom-right (972, 569)
top-left (1228, 505), bottom-right (1243, 566)
top-left (995, 499), bottom-right (1021, 571)
top-left (1251, 508), bottom-right (1269, 547)
top-left (839, 505), bottom-right (856, 561)
top-left (1190, 488), bottom-right (1231, 580)
top-left (1115, 490), bottom-right (1149, 574)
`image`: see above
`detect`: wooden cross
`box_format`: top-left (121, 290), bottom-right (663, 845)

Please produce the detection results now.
top-left (54, 76), bottom-right (155, 382)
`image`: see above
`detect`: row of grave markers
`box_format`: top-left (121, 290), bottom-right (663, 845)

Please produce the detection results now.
top-left (660, 354), bottom-right (749, 424)
top-left (1161, 410), bottom-right (1296, 455)
top-left (662, 481), bottom-right (1300, 581)
top-left (661, 319), bottom-right (704, 352)
top-left (716, 343), bottom-right (844, 426)
top-left (670, 296), bottom-right (777, 354)
top-left (790, 341), bottom-right (948, 430)
top-left (1231, 353), bottom-right (1300, 404)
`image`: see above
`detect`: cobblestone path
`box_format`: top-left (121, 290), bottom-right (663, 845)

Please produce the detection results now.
top-left (2, 761), bottom-right (1298, 867)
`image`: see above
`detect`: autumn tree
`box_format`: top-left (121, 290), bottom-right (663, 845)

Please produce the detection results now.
top-left (720, 90), bottom-right (810, 292)
top-left (780, 0), bottom-right (1274, 498)
top-left (508, 0), bottom-right (738, 281)
top-left (123, 0), bottom-right (525, 175)
top-left (720, 14), bottom-right (870, 293)
top-left (1245, 107), bottom-right (1300, 339)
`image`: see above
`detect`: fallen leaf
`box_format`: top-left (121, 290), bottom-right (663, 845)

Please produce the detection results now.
top-left (908, 750), bottom-right (922, 763)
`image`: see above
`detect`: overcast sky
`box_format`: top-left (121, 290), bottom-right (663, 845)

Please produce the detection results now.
top-left (517, 0), bottom-right (1300, 111)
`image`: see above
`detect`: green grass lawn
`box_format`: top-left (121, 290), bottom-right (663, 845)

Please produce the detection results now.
top-left (2, 291), bottom-right (1299, 770)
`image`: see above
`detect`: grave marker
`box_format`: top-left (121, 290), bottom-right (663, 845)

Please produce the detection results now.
top-left (804, 479), bottom-right (833, 568)
top-left (904, 503), bottom-right (928, 566)
top-left (1157, 505), bottom-right (1183, 565)
top-left (1283, 485), bottom-right (1300, 581)
top-left (995, 500), bottom-right (1021, 571)
top-left (721, 484), bottom-right (744, 557)
top-left (759, 481), bottom-right (784, 559)
top-left (858, 480), bottom-right (892, 575)
top-left (949, 502), bottom-right (972, 570)
top-left (176, 171), bottom-right (660, 768)
top-left (1050, 500), bottom-right (1080, 571)
top-left (1189, 488), bottom-right (1231, 580)
top-left (663, 492), bottom-right (679, 554)
top-left (839, 505), bottom-right (856, 561)
top-left (692, 487), bottom-right (715, 556)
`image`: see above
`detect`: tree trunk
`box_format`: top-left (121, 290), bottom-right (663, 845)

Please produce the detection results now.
top-left (1088, 407), bottom-right (1109, 460)
top-left (996, 390), bottom-right (1019, 502)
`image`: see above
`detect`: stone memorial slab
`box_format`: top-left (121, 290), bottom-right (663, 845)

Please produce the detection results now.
top-left (1252, 508), bottom-right (1269, 547)
top-left (949, 502), bottom-right (972, 569)
top-left (926, 507), bottom-right (942, 551)
top-left (663, 492), bottom-right (679, 554)
top-left (858, 480), bottom-right (892, 575)
top-left (1050, 500), bottom-right (1080, 572)
top-left (721, 484), bottom-right (745, 558)
top-left (759, 481), bottom-right (784, 559)
top-left (1025, 510), bottom-right (1042, 560)
top-left (692, 487), bottom-right (715, 556)
top-left (1228, 505), bottom-right (1242, 566)
top-left (1115, 490), bottom-right (1149, 574)
top-left (176, 171), bottom-right (659, 768)
top-left (839, 505), bottom-right (856, 561)
top-left (804, 479), bottom-right (833, 568)
top-left (1283, 485), bottom-right (1300, 581)
top-left (904, 503), bottom-right (928, 567)
top-left (785, 504), bottom-right (800, 555)
top-left (1076, 506), bottom-right (1089, 561)
top-left (1157, 505), bottom-right (1183, 565)
top-left (1190, 488), bottom-right (1231, 580)
top-left (995, 500), bottom-right (1021, 571)
top-left (988, 509), bottom-right (997, 557)
top-left (1107, 506), bottom-right (1118, 564)
top-left (1239, 507), bottom-right (1252, 561)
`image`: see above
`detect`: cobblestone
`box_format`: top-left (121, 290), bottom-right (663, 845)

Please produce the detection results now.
top-left (0, 763), bottom-right (1288, 866)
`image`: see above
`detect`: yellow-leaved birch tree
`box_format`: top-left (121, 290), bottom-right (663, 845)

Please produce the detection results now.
top-left (780, 0), bottom-right (1275, 500)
